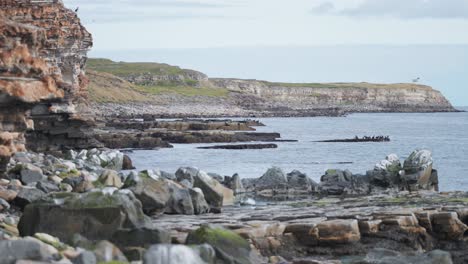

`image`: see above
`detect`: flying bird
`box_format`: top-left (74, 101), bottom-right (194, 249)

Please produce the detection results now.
top-left (412, 77), bottom-right (420, 83)
top-left (75, 7), bottom-right (79, 13)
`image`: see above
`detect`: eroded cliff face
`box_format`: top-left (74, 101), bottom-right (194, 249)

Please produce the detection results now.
top-left (0, 15), bottom-right (65, 174)
top-left (211, 79), bottom-right (455, 113)
top-left (0, 0), bottom-right (101, 156)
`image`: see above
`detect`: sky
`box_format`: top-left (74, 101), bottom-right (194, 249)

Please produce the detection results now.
top-left (63, 0), bottom-right (468, 105)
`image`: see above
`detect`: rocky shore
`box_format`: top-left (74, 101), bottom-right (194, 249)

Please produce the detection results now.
top-left (0, 1), bottom-right (466, 264)
top-left (0, 147), bottom-right (466, 263)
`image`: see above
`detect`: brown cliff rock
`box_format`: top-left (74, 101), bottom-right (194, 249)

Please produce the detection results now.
top-left (0, 0), bottom-right (101, 158)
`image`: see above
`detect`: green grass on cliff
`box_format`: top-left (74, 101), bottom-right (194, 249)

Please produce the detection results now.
top-left (263, 81), bottom-right (433, 90)
top-left (134, 85), bottom-right (229, 97)
top-left (87, 58), bottom-right (185, 77)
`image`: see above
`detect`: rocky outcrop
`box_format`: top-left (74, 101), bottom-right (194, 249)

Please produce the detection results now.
top-left (0, 13), bottom-right (65, 176)
top-left (0, 0), bottom-right (101, 158)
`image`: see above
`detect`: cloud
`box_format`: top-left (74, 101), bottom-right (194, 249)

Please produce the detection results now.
top-left (311, 0), bottom-right (468, 19)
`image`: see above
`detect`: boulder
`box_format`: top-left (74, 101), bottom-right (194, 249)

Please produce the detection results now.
top-left (190, 188), bottom-right (210, 215)
top-left (255, 167), bottom-right (288, 189)
top-left (0, 239), bottom-right (53, 264)
top-left (402, 149), bottom-right (437, 191)
top-left (431, 212), bottom-right (468, 240)
top-left (287, 170), bottom-right (318, 192)
top-left (143, 244), bottom-right (213, 264)
top-left (193, 171), bottom-right (233, 212)
top-left (18, 190), bottom-right (151, 242)
top-left (98, 170), bottom-right (123, 188)
top-left (124, 175), bottom-right (170, 216)
top-left (315, 219), bottom-right (361, 244)
top-left (111, 225), bottom-right (171, 249)
top-left (165, 181), bottom-right (194, 215)
top-left (35, 181), bottom-right (60, 194)
top-left (368, 154), bottom-right (402, 188)
top-left (186, 225), bottom-right (253, 264)
top-left (13, 187), bottom-right (46, 210)
top-left (74, 180), bottom-right (95, 193)
top-left (70, 251), bottom-right (97, 264)
top-left (19, 164), bottom-right (44, 185)
top-left (0, 186), bottom-right (17, 202)
top-left (224, 173), bottom-right (245, 194)
top-left (175, 167), bottom-right (198, 188)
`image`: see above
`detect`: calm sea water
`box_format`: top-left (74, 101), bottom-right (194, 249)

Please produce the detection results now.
top-left (129, 108), bottom-right (468, 191)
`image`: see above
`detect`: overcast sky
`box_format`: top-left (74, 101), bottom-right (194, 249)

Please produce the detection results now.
top-left (63, 0), bottom-right (468, 49)
top-left (63, 0), bottom-right (468, 105)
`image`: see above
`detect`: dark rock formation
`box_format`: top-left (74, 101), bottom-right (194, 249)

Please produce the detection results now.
top-left (197, 143), bottom-right (278, 150)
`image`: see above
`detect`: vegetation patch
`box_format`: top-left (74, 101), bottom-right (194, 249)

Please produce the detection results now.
top-left (134, 85), bottom-right (229, 97)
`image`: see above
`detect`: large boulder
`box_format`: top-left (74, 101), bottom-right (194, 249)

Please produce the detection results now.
top-left (256, 167), bottom-right (288, 190)
top-left (98, 170), bottom-right (123, 188)
top-left (189, 188), bottom-right (210, 215)
top-left (186, 225), bottom-right (254, 264)
top-left (19, 163), bottom-right (44, 185)
top-left (165, 181), bottom-right (194, 215)
top-left (175, 167), bottom-right (198, 188)
top-left (367, 154), bottom-right (402, 188)
top-left (287, 170), bottom-right (318, 192)
top-left (13, 187), bottom-right (46, 210)
top-left (124, 175), bottom-right (170, 216)
top-left (402, 149), bottom-right (438, 191)
top-left (223, 173), bottom-right (245, 194)
top-left (18, 189), bottom-right (151, 242)
top-left (193, 170), bottom-right (233, 212)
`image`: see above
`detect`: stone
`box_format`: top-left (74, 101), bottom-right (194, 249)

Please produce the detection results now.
top-left (190, 188), bottom-right (210, 215)
top-left (0, 239), bottom-right (53, 264)
top-left (287, 170), bottom-right (318, 191)
top-left (124, 176), bottom-right (170, 216)
top-left (0, 187), bottom-right (17, 202)
top-left (161, 171), bottom-right (176, 181)
top-left (315, 219), bottom-right (361, 244)
top-left (224, 173), bottom-right (245, 194)
top-left (20, 164), bottom-right (44, 185)
top-left (70, 251), bottom-right (97, 264)
top-left (18, 190), bottom-right (151, 242)
top-left (74, 181), bottom-right (95, 193)
top-left (256, 167), bottom-right (288, 189)
top-left (431, 212), bottom-right (468, 240)
top-left (111, 226), bottom-right (171, 248)
top-left (36, 181), bottom-right (60, 194)
top-left (165, 181), bottom-right (194, 215)
top-left (143, 244), bottom-right (210, 264)
top-left (98, 170), bottom-right (123, 188)
top-left (13, 187), bottom-right (46, 210)
top-left (186, 225), bottom-right (253, 264)
top-left (93, 240), bottom-right (128, 262)
top-left (0, 198), bottom-right (10, 211)
top-left (175, 167), bottom-right (198, 187)
top-left (193, 171), bottom-right (225, 212)
top-left (402, 149), bottom-right (437, 191)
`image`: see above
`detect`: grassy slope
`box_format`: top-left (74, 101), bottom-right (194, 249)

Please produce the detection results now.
top-left (87, 59), bottom-right (228, 102)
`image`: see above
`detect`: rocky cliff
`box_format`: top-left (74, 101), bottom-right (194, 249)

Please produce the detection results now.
top-left (88, 59), bottom-right (456, 117)
top-left (0, 0), bottom-right (101, 156)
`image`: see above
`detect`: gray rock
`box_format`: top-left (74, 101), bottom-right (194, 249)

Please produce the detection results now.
top-left (208, 173), bottom-right (223, 183)
top-left (287, 170), bottom-right (318, 191)
top-left (0, 239), bottom-right (52, 264)
top-left (18, 190), bottom-right (151, 243)
top-left (224, 173), bottom-right (245, 194)
top-left (190, 188), bottom-right (210, 215)
top-left (165, 181), bottom-right (194, 215)
top-left (124, 175), bottom-right (170, 216)
top-left (256, 167), bottom-right (288, 189)
top-left (175, 167), bottom-right (198, 186)
top-left (143, 244), bottom-right (209, 264)
top-left (20, 164), bottom-right (44, 185)
top-left (61, 176), bottom-right (84, 189)
top-left (36, 181), bottom-right (60, 193)
top-left (13, 187), bottom-right (46, 210)
top-left (402, 149), bottom-right (437, 191)
top-left (193, 171), bottom-right (224, 213)
top-left (161, 171), bottom-right (176, 181)
top-left (71, 251), bottom-right (97, 264)
top-left (0, 198), bottom-right (10, 211)
top-left (111, 226), bottom-right (171, 249)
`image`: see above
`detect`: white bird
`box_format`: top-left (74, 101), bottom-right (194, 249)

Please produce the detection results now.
top-left (412, 77), bottom-right (420, 83)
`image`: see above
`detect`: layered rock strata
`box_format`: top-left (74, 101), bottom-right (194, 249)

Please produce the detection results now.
top-left (0, 13), bottom-right (65, 176)
top-left (0, 0), bottom-right (101, 156)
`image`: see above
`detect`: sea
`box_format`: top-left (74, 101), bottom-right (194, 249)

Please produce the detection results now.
top-left (128, 107), bottom-right (468, 192)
